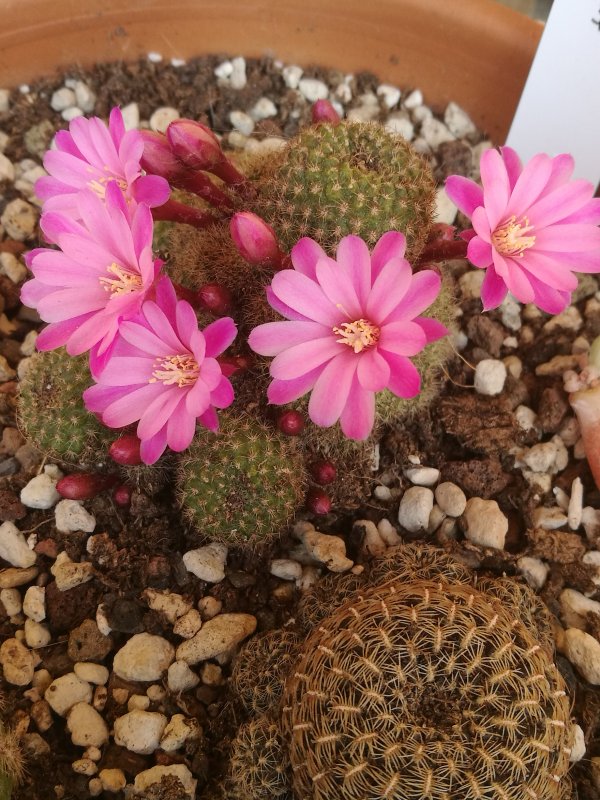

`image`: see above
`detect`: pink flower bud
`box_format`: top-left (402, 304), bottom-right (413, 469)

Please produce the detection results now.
top-left (113, 484), bottom-right (132, 508)
top-left (230, 212), bottom-right (283, 268)
top-left (57, 473), bottom-right (118, 500)
top-left (311, 99), bottom-right (341, 125)
top-left (109, 434), bottom-right (142, 466)
top-left (140, 130), bottom-right (183, 178)
top-left (309, 459), bottom-right (337, 485)
top-left (167, 119), bottom-right (224, 171)
top-left (197, 283), bottom-right (233, 316)
top-left (277, 410), bottom-right (305, 436)
top-left (306, 488), bottom-right (332, 515)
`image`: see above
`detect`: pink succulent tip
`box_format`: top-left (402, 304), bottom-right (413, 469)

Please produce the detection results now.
top-left (230, 212), bottom-right (284, 268)
top-left (311, 99), bottom-right (341, 125)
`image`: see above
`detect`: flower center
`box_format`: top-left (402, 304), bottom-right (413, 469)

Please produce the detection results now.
top-left (491, 215), bottom-right (536, 257)
top-left (149, 354), bottom-right (200, 387)
top-left (333, 319), bottom-right (380, 354)
top-left (87, 167), bottom-right (128, 199)
top-left (99, 262), bottom-right (143, 296)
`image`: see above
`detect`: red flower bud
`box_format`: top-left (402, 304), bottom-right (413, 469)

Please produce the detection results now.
top-left (57, 473), bottom-right (118, 501)
top-left (109, 435), bottom-right (142, 466)
top-left (230, 212), bottom-right (283, 268)
top-left (139, 130), bottom-right (183, 178)
top-left (306, 488), bottom-right (332, 515)
top-left (167, 119), bottom-right (224, 171)
top-left (197, 283), bottom-right (233, 316)
top-left (309, 459), bottom-right (337, 485)
top-left (277, 410), bottom-right (305, 436)
top-left (311, 99), bottom-right (341, 125)
top-left (113, 484), bottom-right (132, 508)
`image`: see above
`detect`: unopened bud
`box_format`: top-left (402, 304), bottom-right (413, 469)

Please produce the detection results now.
top-left (230, 212), bottom-right (283, 268)
top-left (277, 410), bottom-right (305, 436)
top-left (167, 119), bottom-right (224, 171)
top-left (139, 130), bottom-right (182, 178)
top-left (309, 459), bottom-right (337, 485)
top-left (113, 484), bottom-right (132, 508)
top-left (217, 354), bottom-right (251, 377)
top-left (311, 99), bottom-right (341, 125)
top-left (306, 488), bottom-right (332, 515)
top-left (197, 283), bottom-right (233, 316)
top-left (109, 435), bottom-right (142, 466)
top-left (57, 473), bottom-right (118, 500)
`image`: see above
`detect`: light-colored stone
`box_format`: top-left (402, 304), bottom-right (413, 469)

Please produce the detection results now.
top-left (176, 613), bottom-right (257, 665)
top-left (420, 117), bottom-right (455, 148)
top-left (570, 724), bottom-right (586, 763)
top-left (50, 551), bottom-right (94, 591)
top-left (385, 114), bottom-right (414, 140)
top-left (99, 769), bottom-right (126, 793)
top-left (229, 110), bottom-right (254, 136)
top-left (435, 482), bottom-right (466, 517)
top-left (112, 633), bottom-right (175, 682)
top-left (172, 609), bottom-right (202, 639)
top-left (143, 588), bottom-right (192, 624)
top-left (149, 106), bottom-right (179, 133)
top-left (22, 585), bottom-right (45, 621)
top-left (50, 87), bottom-right (76, 111)
top-left (72, 81), bottom-right (96, 113)
top-left (298, 78), bottom-right (329, 102)
top-left (474, 359), bottom-right (507, 396)
top-left (0, 521), bottom-right (36, 568)
top-left (72, 758), bottom-right (97, 776)
top-left (45, 673), bottom-right (92, 716)
top-left (459, 269), bottom-right (485, 300)
top-left (462, 497), bottom-right (508, 550)
top-left (517, 556), bottom-right (549, 590)
top-left (159, 714), bottom-right (195, 752)
top-left (167, 660), bottom-right (200, 693)
top-left (500, 295), bottom-right (522, 331)
top-left (0, 637), bottom-right (35, 685)
top-left (270, 559), bottom-right (302, 581)
top-left (249, 97), bottom-right (277, 121)
top-left (133, 764), bottom-right (197, 797)
top-left (373, 485), bottom-right (393, 501)
top-left (121, 102), bottom-right (140, 130)
top-left (515, 405), bottom-right (538, 433)
top-left (214, 60), bottom-right (233, 79)
top-left (114, 710), bottom-right (167, 754)
top-left (560, 588), bottom-right (600, 630)
top-left (183, 543), bottom-right (228, 583)
top-left (0, 151), bottom-right (15, 182)
top-left (583, 506), bottom-right (600, 541)
top-left (24, 619), bottom-right (51, 649)
top-left (1, 198), bottom-right (37, 241)
top-left (67, 702), bottom-right (109, 747)
top-left (404, 466), bottom-right (440, 487)
top-left (522, 441), bottom-right (559, 474)
top-left (229, 57), bottom-right (247, 90)
top-left (543, 305), bottom-right (582, 333)
top-left (282, 65), bottom-right (303, 89)
top-left (398, 487), bottom-right (434, 533)
top-left (377, 84), bottom-right (401, 108)
top-left (428, 505), bottom-right (446, 534)
top-left (55, 500), bottom-right (96, 534)
top-left (20, 471), bottom-right (61, 509)
top-left (197, 596), bottom-right (222, 620)
top-left (74, 662), bottom-right (109, 685)
top-left (128, 694), bottom-right (150, 712)
top-left (433, 187), bottom-right (457, 225)
top-left (201, 662), bottom-right (222, 686)
top-left (1, 588), bottom-right (21, 617)
top-left (532, 506), bottom-right (568, 530)
top-left (568, 477), bottom-right (584, 530)
top-left (0, 566), bottom-right (38, 589)
top-left (377, 519), bottom-right (402, 547)
top-left (296, 523), bottom-right (353, 572)
top-left (403, 89), bottom-right (423, 109)
top-left (354, 519), bottom-right (386, 558)
top-left (88, 778), bottom-right (103, 796)
top-left (564, 628), bottom-right (600, 684)
top-left (444, 101), bottom-right (477, 138)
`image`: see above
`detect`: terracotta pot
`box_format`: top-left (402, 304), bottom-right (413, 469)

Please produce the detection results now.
top-left (0, 0), bottom-right (540, 142)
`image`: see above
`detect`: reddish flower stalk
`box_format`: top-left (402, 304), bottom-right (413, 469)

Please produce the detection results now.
top-left (311, 100), bottom-right (341, 125)
top-left (565, 338), bottom-right (600, 490)
top-left (152, 198), bottom-right (220, 229)
top-left (416, 224), bottom-right (468, 265)
top-left (167, 120), bottom-right (246, 187)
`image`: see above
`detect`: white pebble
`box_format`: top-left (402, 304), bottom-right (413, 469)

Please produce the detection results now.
top-left (298, 78), bottom-right (329, 103)
top-left (113, 633), bottom-right (174, 682)
top-left (176, 614), bottom-right (257, 665)
top-left (114, 710), bottom-right (167, 754)
top-left (159, 714), bottom-right (195, 752)
top-left (74, 662), bottom-right (109, 685)
top-left (403, 89), bottom-right (423, 109)
top-left (183, 543), bottom-right (228, 583)
top-left (500, 295), bottom-right (522, 331)
top-left (420, 117), bottom-right (455, 148)
top-left (403, 466), bottom-right (440, 487)
top-left (564, 628), bottom-right (600, 684)
top-left (172, 609), bottom-right (202, 639)
top-left (532, 506), bottom-right (568, 530)
top-left (434, 482), bottom-right (466, 517)
top-left (1, 588), bottom-right (22, 617)
top-left (24, 619), bottom-right (51, 648)
top-left (73, 81), bottom-right (96, 113)
top-left (444, 101), bottom-right (477, 138)
top-left (167, 660), bottom-right (200, 693)
top-left (0, 521), bottom-right (36, 568)
top-left (20, 469), bottom-right (61, 509)
top-left (50, 87), bottom-right (76, 112)
top-left (230, 56), bottom-right (247, 90)
top-left (459, 270), bottom-right (485, 300)
top-left (398, 487), bottom-right (434, 534)
top-left (374, 485), bottom-right (392, 501)
top-left (377, 84), bottom-right (401, 109)
top-left (377, 519), bottom-right (402, 547)
top-left (385, 114), bottom-right (414, 140)
top-left (214, 60), bottom-right (233, 79)
top-left (560, 589), bottom-right (600, 630)
top-left (517, 556), bottom-right (549, 590)
top-left (120, 102), bottom-right (140, 130)
top-left (462, 497), bottom-right (508, 550)
top-left (50, 551), bottom-right (93, 591)
top-left (45, 673), bottom-right (92, 716)
top-left (522, 441), bottom-right (559, 474)
top-left (347, 94), bottom-right (379, 122)
top-left (61, 107), bottom-right (84, 122)
top-left (282, 65), bottom-right (303, 89)
top-left (249, 97), bottom-right (277, 121)
top-left (149, 106), bottom-right (180, 133)
top-left (583, 506), bottom-right (600, 541)
top-left (568, 477), bottom-right (584, 530)
top-left (229, 110), bottom-right (255, 136)
top-left (147, 51), bottom-right (163, 63)
top-left (474, 359), bottom-right (507, 396)
top-left (569, 724), bottom-right (586, 763)
top-left (433, 187), bottom-right (458, 225)
top-left (55, 499), bottom-right (96, 534)
top-left (355, 519), bottom-right (387, 558)
top-left (143, 588), bottom-right (191, 624)
top-left (270, 559), bottom-right (302, 581)
top-left (67, 702), bottom-right (109, 747)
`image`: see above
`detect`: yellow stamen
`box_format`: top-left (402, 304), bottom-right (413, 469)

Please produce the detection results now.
top-left (492, 215), bottom-right (536, 257)
top-left (333, 319), bottom-right (380, 354)
top-left (99, 262), bottom-right (143, 296)
top-left (149, 354), bottom-right (199, 387)
top-left (87, 166), bottom-right (128, 199)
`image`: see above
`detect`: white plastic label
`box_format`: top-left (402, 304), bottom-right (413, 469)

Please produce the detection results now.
top-left (506, 0), bottom-right (600, 187)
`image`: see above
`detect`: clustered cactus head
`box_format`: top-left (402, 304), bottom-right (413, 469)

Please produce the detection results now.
top-left (286, 578), bottom-right (572, 800)
top-left (226, 717), bottom-right (290, 800)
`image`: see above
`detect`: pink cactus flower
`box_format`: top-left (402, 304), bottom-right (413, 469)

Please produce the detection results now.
top-left (445, 147), bottom-right (600, 314)
top-left (248, 232), bottom-right (447, 440)
top-left (35, 107), bottom-right (170, 217)
top-left (21, 182), bottom-right (161, 374)
top-left (83, 277), bottom-right (237, 464)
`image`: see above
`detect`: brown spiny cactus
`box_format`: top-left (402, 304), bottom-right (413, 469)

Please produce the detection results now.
top-left (226, 717), bottom-right (291, 800)
top-left (283, 578), bottom-right (572, 800)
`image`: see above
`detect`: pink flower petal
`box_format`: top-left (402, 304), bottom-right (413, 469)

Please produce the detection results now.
top-left (132, 174), bottom-right (170, 207)
top-left (209, 376), bottom-right (234, 409)
top-left (378, 320), bottom-right (427, 356)
top-left (499, 146), bottom-right (522, 191)
top-left (357, 348), bottom-right (390, 391)
top-left (267, 368), bottom-right (321, 405)
top-left (520, 250), bottom-right (578, 292)
top-left (102, 382), bottom-right (166, 427)
top-left (137, 388), bottom-right (183, 440)
top-left (527, 180), bottom-right (595, 229)
top-left (544, 153), bottom-right (575, 194)
top-left (83, 384), bottom-right (130, 413)
top-left (370, 231), bottom-right (407, 279)
top-left (307, 351), bottom-right (357, 427)
top-left (36, 317), bottom-right (92, 351)
top-left (480, 265), bottom-right (508, 311)
top-left (154, 275), bottom-right (178, 323)
top-left (480, 149), bottom-right (511, 230)
top-left (339, 376), bottom-right (375, 439)
top-left (185, 379), bottom-right (210, 417)
top-left (414, 317), bottom-right (449, 343)
top-left (175, 300), bottom-right (200, 350)
top-left (139, 426), bottom-right (168, 465)
top-left (471, 206), bottom-right (492, 243)
top-left (290, 237), bottom-right (327, 280)
top-left (534, 224), bottom-right (600, 252)
top-left (538, 248), bottom-right (600, 274)
top-left (93, 356), bottom-right (154, 386)
top-left (503, 258), bottom-right (535, 304)
top-left (365, 257), bottom-right (412, 323)
top-left (270, 337), bottom-right (340, 381)
top-left (384, 270), bottom-right (441, 322)
top-left (249, 320), bottom-right (329, 357)
top-left (109, 107), bottom-right (126, 147)
top-left (141, 302), bottom-right (184, 352)
top-left (336, 235), bottom-right (371, 305)
top-left (315, 257), bottom-right (362, 320)
top-left (265, 286), bottom-right (313, 322)
top-left (270, 270), bottom-right (340, 326)
top-left (198, 406), bottom-right (219, 433)
top-left (529, 276), bottom-right (570, 315)
top-left (167, 400), bottom-right (197, 451)
top-left (381, 352), bottom-right (421, 398)
top-left (66, 313), bottom-right (115, 356)
top-left (467, 237), bottom-right (493, 269)
top-left (560, 197), bottom-right (600, 226)
top-left (506, 153), bottom-right (553, 218)
top-left (444, 176), bottom-right (484, 218)
top-left (37, 287), bottom-right (107, 322)
top-left (119, 320), bottom-right (173, 357)
top-left (203, 317), bottom-right (237, 358)
top-left (197, 358), bottom-right (221, 392)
